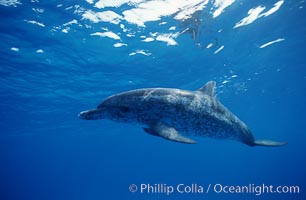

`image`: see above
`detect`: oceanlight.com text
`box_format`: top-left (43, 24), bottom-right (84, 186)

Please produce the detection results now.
top-left (213, 183), bottom-right (300, 196)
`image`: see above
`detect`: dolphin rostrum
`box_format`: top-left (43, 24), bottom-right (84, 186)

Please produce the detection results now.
top-left (79, 81), bottom-right (287, 147)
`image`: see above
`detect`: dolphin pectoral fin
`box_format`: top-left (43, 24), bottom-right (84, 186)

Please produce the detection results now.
top-left (143, 127), bottom-right (159, 136)
top-left (253, 139), bottom-right (288, 147)
top-left (143, 125), bottom-right (196, 144)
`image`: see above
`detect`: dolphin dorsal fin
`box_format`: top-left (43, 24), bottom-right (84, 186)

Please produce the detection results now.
top-left (197, 81), bottom-right (216, 97)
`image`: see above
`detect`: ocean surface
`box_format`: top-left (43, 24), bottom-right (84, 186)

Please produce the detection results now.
top-left (0, 0), bottom-right (305, 199)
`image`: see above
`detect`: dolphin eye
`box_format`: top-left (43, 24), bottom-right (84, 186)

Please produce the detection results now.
top-left (119, 106), bottom-right (130, 113)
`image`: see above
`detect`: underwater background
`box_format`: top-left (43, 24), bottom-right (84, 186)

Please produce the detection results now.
top-left (0, 0), bottom-right (305, 199)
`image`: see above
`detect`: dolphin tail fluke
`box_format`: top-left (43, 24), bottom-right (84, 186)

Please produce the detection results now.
top-left (253, 139), bottom-right (287, 147)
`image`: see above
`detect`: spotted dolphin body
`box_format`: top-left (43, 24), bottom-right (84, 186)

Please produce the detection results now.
top-left (79, 81), bottom-right (287, 147)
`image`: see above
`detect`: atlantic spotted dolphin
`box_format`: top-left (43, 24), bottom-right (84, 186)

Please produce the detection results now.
top-left (79, 81), bottom-right (287, 147)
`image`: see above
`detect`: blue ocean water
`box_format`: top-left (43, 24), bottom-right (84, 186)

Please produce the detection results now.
top-left (0, 0), bottom-right (305, 199)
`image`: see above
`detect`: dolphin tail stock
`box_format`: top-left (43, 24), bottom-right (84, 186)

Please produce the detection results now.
top-left (252, 139), bottom-right (287, 147)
